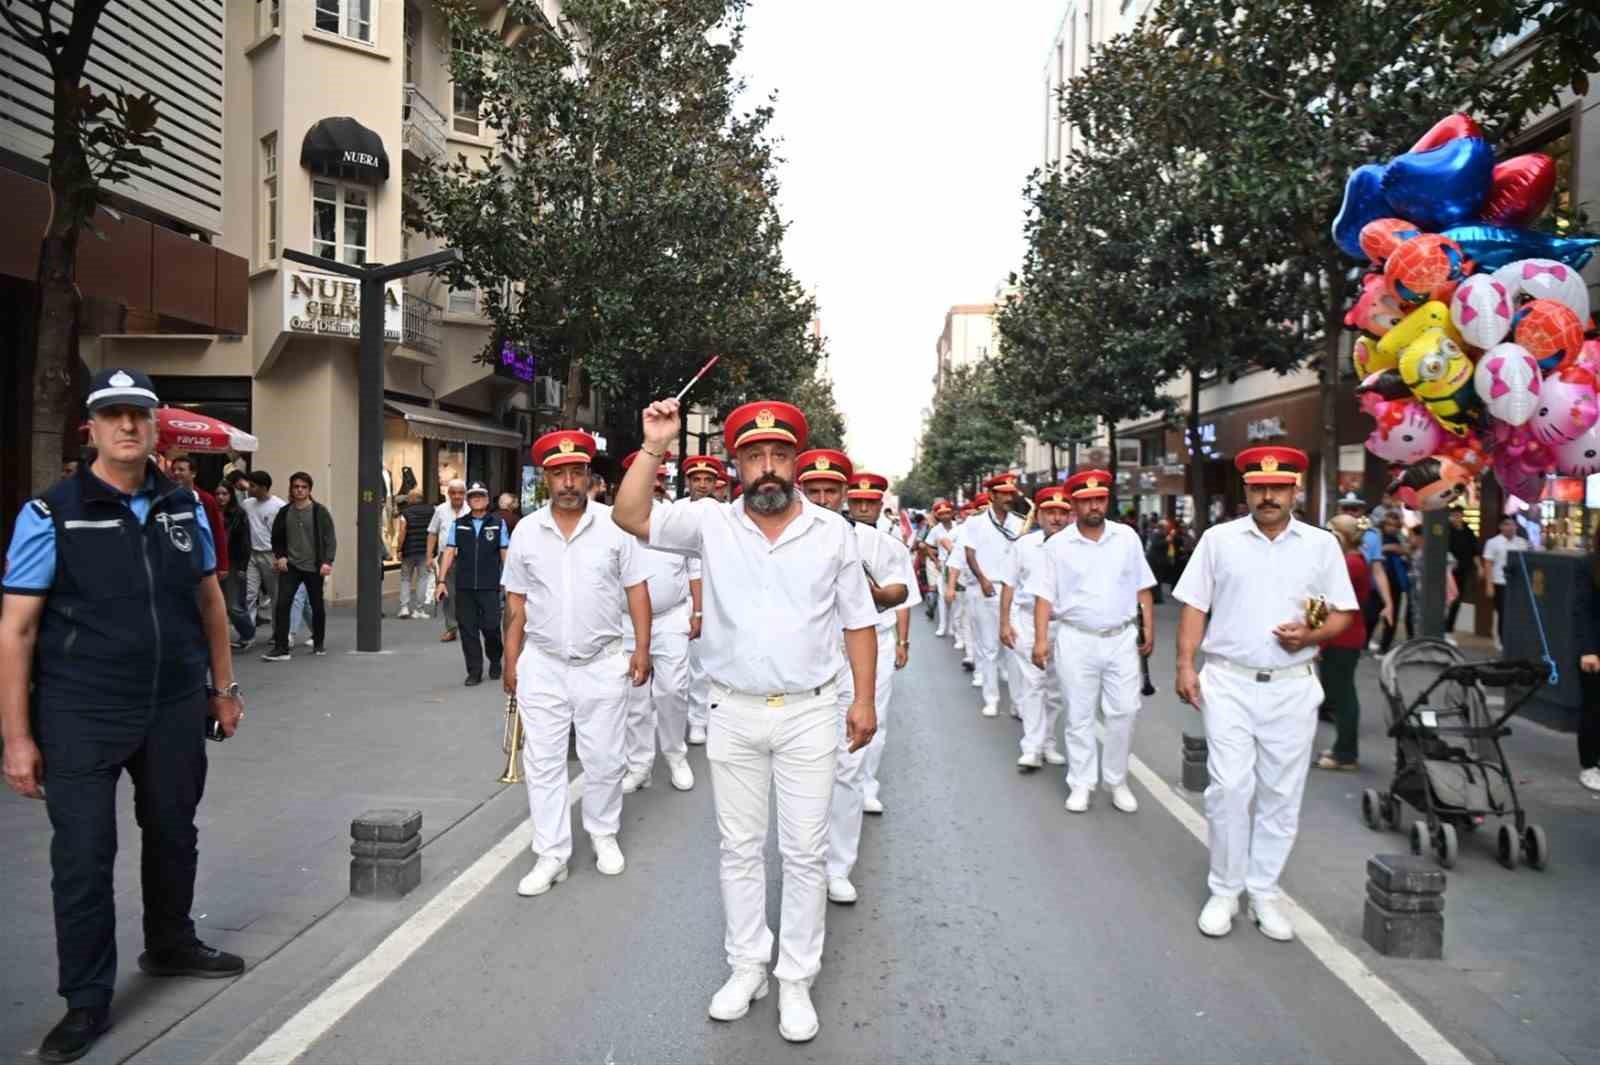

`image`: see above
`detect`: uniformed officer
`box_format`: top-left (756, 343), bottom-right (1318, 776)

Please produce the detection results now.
top-left (1173, 446), bottom-right (1358, 943)
top-left (436, 482), bottom-right (508, 685)
top-left (1000, 484), bottom-right (1071, 771)
top-left (681, 455), bottom-right (723, 746)
top-left (1, 369), bottom-right (245, 1064)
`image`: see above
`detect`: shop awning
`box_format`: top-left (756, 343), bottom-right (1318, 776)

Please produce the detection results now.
top-left (301, 117), bottom-right (390, 184)
top-left (386, 400), bottom-right (522, 448)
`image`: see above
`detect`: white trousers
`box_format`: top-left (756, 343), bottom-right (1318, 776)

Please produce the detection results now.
top-left (1199, 664), bottom-right (1322, 899)
top-left (687, 642), bottom-right (709, 729)
top-left (623, 603), bottom-right (691, 773)
top-left (707, 682), bottom-right (837, 983)
top-left (1009, 609), bottom-right (1063, 757)
top-left (971, 587), bottom-right (1003, 707)
top-left (952, 583), bottom-right (971, 652)
top-left (1055, 625), bottom-right (1142, 790)
top-left (827, 663), bottom-right (864, 880)
top-left (928, 561), bottom-right (948, 633)
top-left (518, 645), bottom-right (630, 864)
top-left (858, 628), bottom-right (897, 806)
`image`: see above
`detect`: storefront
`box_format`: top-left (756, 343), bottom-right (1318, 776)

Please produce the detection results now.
top-left (382, 397), bottom-right (523, 553)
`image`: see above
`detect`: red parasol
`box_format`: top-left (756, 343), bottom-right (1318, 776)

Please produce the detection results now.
top-left (155, 408), bottom-right (259, 453)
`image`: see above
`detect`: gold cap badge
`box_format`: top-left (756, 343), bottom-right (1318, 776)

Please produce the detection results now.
top-left (816, 455), bottom-right (830, 471)
top-left (558, 438), bottom-right (575, 454)
top-left (755, 408), bottom-right (775, 429)
top-left (1260, 454), bottom-right (1280, 473)
top-left (1085, 478), bottom-right (1100, 490)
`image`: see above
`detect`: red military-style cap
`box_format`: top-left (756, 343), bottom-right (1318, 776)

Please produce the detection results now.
top-left (984, 472), bottom-right (1020, 494)
top-left (1236, 445), bottom-right (1307, 486)
top-left (1035, 483), bottom-right (1072, 510)
top-left (724, 400), bottom-right (808, 453)
top-left (846, 471), bottom-right (889, 500)
top-left (533, 429), bottom-right (596, 469)
top-left (796, 448), bottom-right (853, 484)
top-left (621, 450), bottom-right (672, 480)
top-left (1064, 469), bottom-right (1112, 499)
top-left (731, 482), bottom-right (743, 499)
top-left (682, 454), bottom-right (726, 479)
top-left (973, 492), bottom-right (990, 508)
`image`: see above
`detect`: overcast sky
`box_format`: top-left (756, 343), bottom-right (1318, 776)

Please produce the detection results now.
top-left (737, 1), bottom-right (1066, 479)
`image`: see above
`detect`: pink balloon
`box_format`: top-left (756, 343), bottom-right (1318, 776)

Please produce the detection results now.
top-left (1345, 272), bottom-right (1406, 335)
top-left (1530, 365), bottom-right (1600, 445)
top-left (1555, 420), bottom-right (1600, 478)
top-left (1366, 399), bottom-right (1446, 464)
top-left (1577, 338), bottom-right (1600, 377)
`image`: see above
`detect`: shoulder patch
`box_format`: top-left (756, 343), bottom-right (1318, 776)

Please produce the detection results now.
top-left (29, 498), bottom-right (51, 518)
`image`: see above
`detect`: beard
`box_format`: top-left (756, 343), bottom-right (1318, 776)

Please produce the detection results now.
top-left (745, 473), bottom-right (793, 515)
top-left (1079, 510), bottom-right (1105, 528)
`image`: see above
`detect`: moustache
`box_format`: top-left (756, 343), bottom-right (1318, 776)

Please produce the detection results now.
top-left (752, 474), bottom-right (789, 492)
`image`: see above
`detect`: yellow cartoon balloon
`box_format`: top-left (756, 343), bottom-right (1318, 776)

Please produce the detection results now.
top-left (1372, 301), bottom-right (1462, 375)
top-left (1398, 327), bottom-right (1480, 436)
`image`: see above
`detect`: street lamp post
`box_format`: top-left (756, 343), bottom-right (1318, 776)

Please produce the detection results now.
top-left (283, 247), bottom-right (462, 653)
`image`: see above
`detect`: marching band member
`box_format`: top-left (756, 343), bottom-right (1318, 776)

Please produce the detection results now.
top-left (502, 431), bottom-right (652, 897)
top-left (1029, 470), bottom-right (1155, 814)
top-left (963, 479), bottom-right (1023, 716)
top-left (1000, 485), bottom-right (1071, 770)
top-left (947, 503), bottom-right (977, 669)
top-left (615, 399), bottom-right (878, 1044)
top-left (1173, 446), bottom-right (1357, 942)
top-left (618, 451), bottom-right (696, 793)
top-left (927, 501), bottom-right (955, 637)
top-left (681, 455), bottom-right (724, 746)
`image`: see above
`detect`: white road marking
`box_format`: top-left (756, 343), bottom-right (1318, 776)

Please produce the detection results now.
top-left (239, 774), bottom-right (583, 1065)
top-left (1123, 749), bottom-right (1472, 1065)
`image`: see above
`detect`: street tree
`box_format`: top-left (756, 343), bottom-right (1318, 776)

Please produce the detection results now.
top-left (1432, 0), bottom-right (1600, 105)
top-left (1, 0), bottom-right (160, 491)
top-left (920, 362), bottom-right (1022, 499)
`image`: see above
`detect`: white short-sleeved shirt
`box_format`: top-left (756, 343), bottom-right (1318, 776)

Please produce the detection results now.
top-left (1172, 517), bottom-right (1359, 670)
top-left (856, 521), bottom-right (920, 629)
top-left (501, 500), bottom-right (645, 659)
top-left (1481, 533), bottom-right (1530, 586)
top-left (648, 497), bottom-right (879, 693)
top-left (963, 508), bottom-right (1023, 586)
top-left (633, 501), bottom-right (693, 623)
top-left (1026, 520), bottom-right (1156, 630)
top-left (1004, 528), bottom-right (1048, 617)
top-left (930, 521), bottom-right (957, 565)
top-left (240, 495), bottom-right (284, 551)
top-left (429, 500), bottom-right (470, 549)
top-left (947, 522), bottom-right (969, 574)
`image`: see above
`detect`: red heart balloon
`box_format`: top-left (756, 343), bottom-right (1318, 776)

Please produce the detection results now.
top-left (1480, 153), bottom-right (1556, 227)
top-left (1410, 113), bottom-right (1483, 153)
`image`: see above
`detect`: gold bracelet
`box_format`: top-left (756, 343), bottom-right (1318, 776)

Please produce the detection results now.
top-left (640, 446), bottom-right (664, 459)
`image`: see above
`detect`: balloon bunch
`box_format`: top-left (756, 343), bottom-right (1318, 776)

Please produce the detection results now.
top-left (1335, 113), bottom-right (1600, 505)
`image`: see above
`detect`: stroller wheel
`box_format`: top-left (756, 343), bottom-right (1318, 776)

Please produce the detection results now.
top-left (1435, 823), bottom-right (1459, 869)
top-left (1496, 824), bottom-right (1518, 870)
top-left (1409, 820), bottom-right (1427, 857)
top-left (1361, 788), bottom-right (1381, 830)
top-left (1523, 825), bottom-right (1549, 871)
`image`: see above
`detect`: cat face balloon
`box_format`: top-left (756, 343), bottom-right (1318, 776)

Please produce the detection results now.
top-left (1366, 399), bottom-right (1446, 465)
top-left (1529, 365), bottom-right (1600, 446)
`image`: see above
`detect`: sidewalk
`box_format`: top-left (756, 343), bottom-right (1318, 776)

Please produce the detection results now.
top-left (0, 601), bottom-right (522, 1063)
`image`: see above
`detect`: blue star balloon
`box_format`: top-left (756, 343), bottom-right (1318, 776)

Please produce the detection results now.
top-left (1332, 163), bottom-right (1391, 260)
top-left (1442, 224), bottom-right (1600, 272)
top-left (1381, 137), bottom-right (1494, 230)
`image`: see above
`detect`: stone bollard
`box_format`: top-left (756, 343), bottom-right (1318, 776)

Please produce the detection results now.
top-left (1181, 733), bottom-right (1209, 793)
top-left (1362, 854), bottom-right (1445, 959)
top-left (350, 809), bottom-right (423, 900)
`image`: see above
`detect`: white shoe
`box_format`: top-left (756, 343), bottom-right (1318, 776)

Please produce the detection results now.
top-left (1042, 745), bottom-right (1067, 766)
top-left (667, 757), bottom-right (694, 791)
top-left (1579, 766), bottom-right (1600, 792)
top-left (970, 673), bottom-right (983, 688)
top-left (980, 703), bottom-right (998, 718)
top-left (516, 856), bottom-right (568, 897)
top-left (935, 627), bottom-right (947, 637)
top-left (953, 640), bottom-right (965, 652)
top-left (397, 607), bottom-right (412, 619)
top-left (777, 980), bottom-right (819, 1043)
top-left (1017, 750), bottom-right (1043, 770)
top-left (708, 967), bottom-right (768, 1022)
top-left (862, 795), bottom-right (884, 814)
top-left (621, 768), bottom-right (651, 794)
top-left (1198, 893), bottom-right (1239, 937)
top-left (415, 609), bottom-right (431, 620)
top-left (688, 725), bottom-right (708, 745)
top-left (1249, 896), bottom-right (1295, 942)
top-left (1110, 784), bottom-right (1139, 813)
top-left (287, 634), bottom-right (297, 649)
top-left (827, 877), bottom-right (858, 904)
top-left (1065, 785), bottom-right (1091, 813)
top-left (1443, 634), bottom-right (1459, 646)
top-left (592, 834), bottom-right (625, 876)
top-left (1009, 706), bottom-right (1022, 720)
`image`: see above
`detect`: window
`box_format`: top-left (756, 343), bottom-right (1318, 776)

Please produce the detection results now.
top-left (261, 134), bottom-right (278, 261)
top-left (257, 0), bottom-right (280, 36)
top-left (404, 3), bottom-right (418, 85)
top-left (314, 0), bottom-right (373, 45)
top-left (447, 285), bottom-right (479, 315)
top-left (312, 180), bottom-right (369, 265)
top-left (452, 37), bottom-right (482, 136)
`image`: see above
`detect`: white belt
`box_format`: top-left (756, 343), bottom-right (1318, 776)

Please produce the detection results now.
top-left (1060, 618), bottom-right (1133, 638)
top-left (711, 679), bottom-right (837, 709)
top-left (530, 637), bottom-right (623, 665)
top-left (1206, 656), bottom-right (1315, 683)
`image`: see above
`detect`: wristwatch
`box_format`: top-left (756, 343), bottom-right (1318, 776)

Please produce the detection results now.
top-left (206, 682), bottom-right (243, 700)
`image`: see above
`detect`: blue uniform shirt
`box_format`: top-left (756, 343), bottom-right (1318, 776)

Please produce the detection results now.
top-left (3, 470), bottom-right (216, 593)
top-left (443, 515), bottom-right (509, 549)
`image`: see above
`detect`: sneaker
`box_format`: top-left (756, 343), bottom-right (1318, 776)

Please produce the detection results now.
top-left (1042, 744), bottom-right (1067, 766)
top-left (38, 1006), bottom-right (110, 1064)
top-left (516, 856), bottom-right (568, 897)
top-left (688, 724), bottom-right (708, 745)
top-left (1580, 766), bottom-right (1600, 793)
top-left (1009, 705), bottom-right (1022, 720)
top-left (1065, 785), bottom-right (1091, 813)
top-left (935, 627), bottom-right (947, 637)
top-left (1197, 893), bottom-right (1239, 937)
top-left (961, 660), bottom-right (975, 672)
top-left (970, 673), bottom-right (983, 688)
top-left (1249, 896), bottom-right (1295, 942)
top-left (230, 637), bottom-right (253, 651)
top-left (137, 941), bottom-right (245, 979)
top-left (621, 769), bottom-right (652, 795)
top-left (827, 877), bottom-right (858, 904)
top-left (397, 607), bottom-right (412, 619)
top-left (1017, 750), bottom-right (1043, 771)
top-left (415, 609), bottom-right (431, 620)
top-left (286, 634), bottom-right (297, 650)
top-left (261, 650), bottom-right (291, 662)
top-left (862, 794), bottom-right (884, 814)
top-left (1443, 634), bottom-right (1459, 646)
top-left (1110, 784), bottom-right (1139, 813)
top-left (980, 703), bottom-right (998, 718)
top-left (592, 833), bottom-right (625, 876)
top-left (777, 980), bottom-right (819, 1043)
top-left (667, 757), bottom-right (694, 792)
top-left (708, 966), bottom-right (768, 1022)
top-left (953, 639), bottom-right (965, 652)
top-left (313, 646), bottom-right (327, 657)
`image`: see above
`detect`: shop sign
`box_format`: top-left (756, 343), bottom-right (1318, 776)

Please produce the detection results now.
top-left (284, 271), bottom-right (401, 342)
top-left (495, 339), bottom-right (536, 383)
top-left (1187, 422), bottom-right (1220, 459)
top-left (1247, 416), bottom-right (1286, 442)
top-left (1138, 470), bottom-right (1158, 491)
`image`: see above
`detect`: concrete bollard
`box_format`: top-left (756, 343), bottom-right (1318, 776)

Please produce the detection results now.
top-left (350, 808), bottom-right (423, 900)
top-left (1362, 854), bottom-right (1445, 959)
top-left (1181, 733), bottom-right (1209, 793)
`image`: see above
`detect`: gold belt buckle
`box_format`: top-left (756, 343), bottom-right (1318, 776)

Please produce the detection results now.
top-left (765, 693), bottom-right (786, 708)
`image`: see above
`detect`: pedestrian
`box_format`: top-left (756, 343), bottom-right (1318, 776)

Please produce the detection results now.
top-left (1173, 446), bottom-right (1359, 943)
top-left (928, 501), bottom-right (956, 637)
top-left (214, 480), bottom-right (257, 649)
top-left (168, 455), bottom-right (229, 577)
top-left (262, 471), bottom-right (335, 661)
top-left (614, 397), bottom-right (879, 1045)
top-left (496, 491), bottom-right (521, 533)
top-left (999, 484), bottom-right (1070, 771)
top-left (1442, 507), bottom-right (1479, 640)
top-left (1, 368), bottom-right (245, 1063)
top-left (1480, 515), bottom-right (1529, 650)
top-left (679, 454), bottom-right (723, 746)
top-left (240, 470), bottom-right (284, 625)
top-left (427, 479), bottom-right (469, 643)
top-left (615, 451), bottom-right (697, 791)
top-left (963, 476), bottom-right (1025, 717)
top-left (1575, 521), bottom-right (1600, 793)
top-left (502, 431), bottom-right (651, 897)
top-left (393, 493), bottom-right (435, 620)
top-left (1314, 515), bottom-right (1381, 771)
top-left (1373, 513), bottom-right (1412, 653)
top-left (436, 483), bottom-right (508, 685)
top-left (1029, 470), bottom-right (1157, 813)
top-left (587, 474), bottom-right (610, 504)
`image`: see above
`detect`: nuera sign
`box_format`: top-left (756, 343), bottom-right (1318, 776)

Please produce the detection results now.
top-left (284, 270), bottom-right (402, 342)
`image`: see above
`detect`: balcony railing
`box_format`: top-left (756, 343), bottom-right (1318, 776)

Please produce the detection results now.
top-left (402, 291), bottom-right (441, 356)
top-left (402, 85), bottom-right (447, 162)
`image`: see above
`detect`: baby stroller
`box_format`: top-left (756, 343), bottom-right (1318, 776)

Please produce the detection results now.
top-left (1364, 638), bottom-right (1551, 871)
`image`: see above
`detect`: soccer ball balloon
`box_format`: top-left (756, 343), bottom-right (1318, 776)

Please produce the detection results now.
top-left (1449, 274), bottom-right (1514, 349)
top-left (1473, 343), bottom-right (1542, 426)
top-left (1386, 233), bottom-right (1471, 307)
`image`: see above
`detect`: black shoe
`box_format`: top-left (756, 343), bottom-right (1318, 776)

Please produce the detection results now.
top-left (961, 661), bottom-right (975, 672)
top-left (137, 942), bottom-right (245, 979)
top-left (465, 673), bottom-right (483, 686)
top-left (39, 1007), bottom-right (110, 1064)
top-left (488, 663), bottom-right (502, 680)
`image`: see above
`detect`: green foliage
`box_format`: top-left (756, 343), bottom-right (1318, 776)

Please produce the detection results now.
top-left (1431, 0), bottom-right (1600, 107)
top-left (917, 362), bottom-right (1022, 497)
top-left (893, 458), bottom-right (942, 510)
top-left (785, 368), bottom-right (848, 452)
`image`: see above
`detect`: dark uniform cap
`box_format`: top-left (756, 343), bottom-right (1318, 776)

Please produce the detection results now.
top-left (86, 368), bottom-right (160, 413)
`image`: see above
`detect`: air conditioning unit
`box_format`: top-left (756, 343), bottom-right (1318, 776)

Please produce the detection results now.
top-left (533, 376), bottom-right (565, 411)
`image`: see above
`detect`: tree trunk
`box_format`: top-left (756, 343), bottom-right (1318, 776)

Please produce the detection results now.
top-left (1320, 264), bottom-right (1345, 524)
top-left (1107, 421), bottom-right (1119, 517)
top-left (31, 229), bottom-right (82, 494)
top-left (676, 414), bottom-right (689, 496)
top-left (1188, 363), bottom-right (1208, 536)
top-left (1049, 443), bottom-right (1058, 483)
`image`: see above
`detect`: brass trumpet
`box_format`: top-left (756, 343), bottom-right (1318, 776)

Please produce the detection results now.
top-left (498, 693), bottom-right (524, 784)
